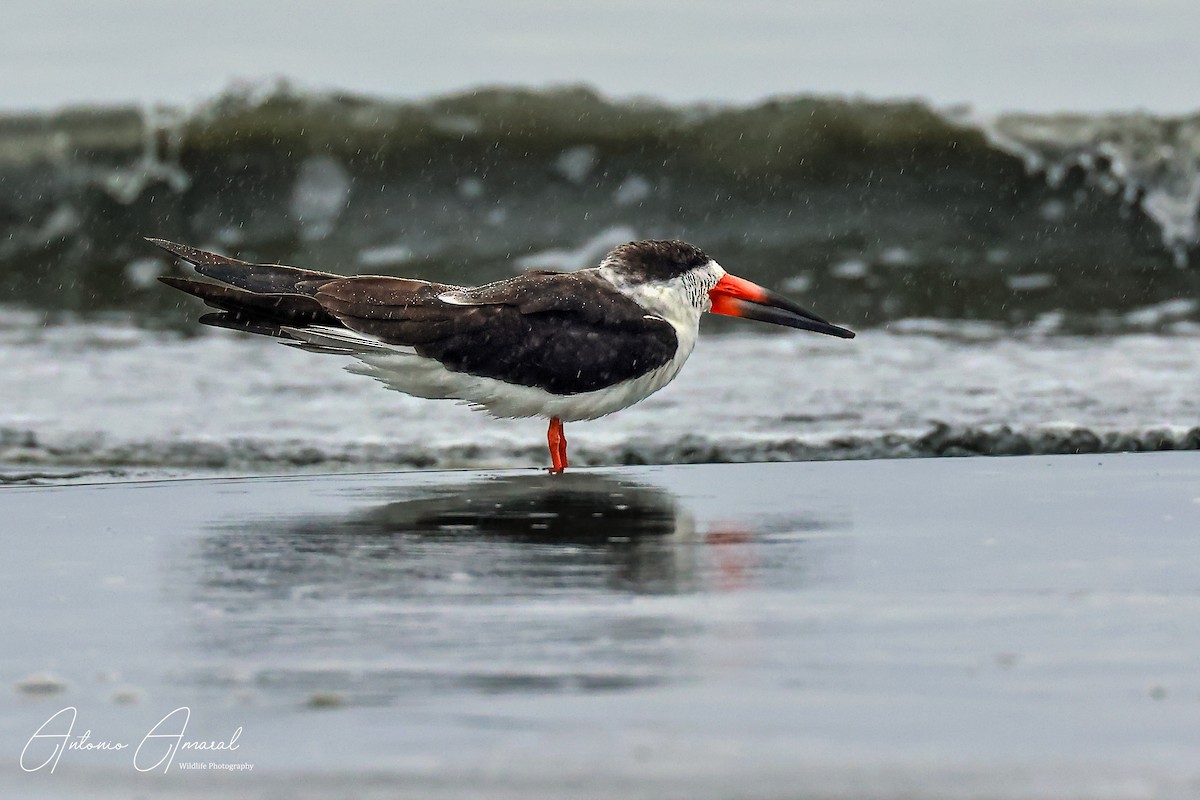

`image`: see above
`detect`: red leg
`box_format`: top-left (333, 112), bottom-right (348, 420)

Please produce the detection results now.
top-left (547, 417), bottom-right (565, 474)
top-left (557, 421), bottom-right (568, 472)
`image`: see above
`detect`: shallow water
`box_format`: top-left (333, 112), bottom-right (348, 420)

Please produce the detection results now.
top-left (2, 315), bottom-right (1198, 478)
top-left (3, 455), bottom-right (1199, 797)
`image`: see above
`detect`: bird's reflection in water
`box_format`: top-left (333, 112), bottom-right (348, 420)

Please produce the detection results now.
top-left (367, 473), bottom-right (685, 544)
top-left (199, 474), bottom-right (700, 604)
top-left (187, 473), bottom-right (844, 704)
top-left (188, 475), bottom-right (700, 699)
top-left (359, 473), bottom-right (698, 594)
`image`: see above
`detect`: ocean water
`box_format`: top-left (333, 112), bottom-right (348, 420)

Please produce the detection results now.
top-left (1, 86), bottom-right (1199, 477)
top-left (3, 87), bottom-right (1200, 323)
top-left (1, 311), bottom-right (1197, 479)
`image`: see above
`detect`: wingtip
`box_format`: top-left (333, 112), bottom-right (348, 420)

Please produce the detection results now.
top-left (157, 275), bottom-right (192, 289)
top-left (145, 236), bottom-right (188, 257)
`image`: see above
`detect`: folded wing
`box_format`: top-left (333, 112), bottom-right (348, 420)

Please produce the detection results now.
top-left (317, 271), bottom-right (678, 395)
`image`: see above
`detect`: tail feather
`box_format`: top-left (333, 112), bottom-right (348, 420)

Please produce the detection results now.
top-left (152, 238), bottom-right (441, 360)
top-left (154, 239), bottom-right (350, 342)
top-left (280, 325), bottom-right (397, 354)
top-left (159, 275), bottom-right (341, 328)
top-left (279, 340), bottom-right (362, 355)
top-left (146, 238), bottom-right (253, 270)
top-left (198, 312), bottom-right (302, 339)
top-left (148, 238), bottom-right (341, 296)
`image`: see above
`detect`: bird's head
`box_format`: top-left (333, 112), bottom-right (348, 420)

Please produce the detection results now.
top-left (599, 240), bottom-right (855, 339)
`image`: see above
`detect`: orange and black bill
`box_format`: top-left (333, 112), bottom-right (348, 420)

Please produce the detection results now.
top-left (708, 274), bottom-right (855, 339)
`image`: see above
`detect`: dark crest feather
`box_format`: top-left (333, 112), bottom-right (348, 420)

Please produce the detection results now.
top-left (604, 240), bottom-right (710, 282)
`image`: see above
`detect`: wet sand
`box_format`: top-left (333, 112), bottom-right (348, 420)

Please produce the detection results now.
top-left (3, 453), bottom-right (1200, 798)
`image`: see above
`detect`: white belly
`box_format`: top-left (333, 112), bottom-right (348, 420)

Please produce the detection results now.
top-left (350, 336), bottom-right (694, 421)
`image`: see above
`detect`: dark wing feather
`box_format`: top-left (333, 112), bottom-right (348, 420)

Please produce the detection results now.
top-left (446, 272), bottom-right (647, 316)
top-left (148, 238), bottom-right (341, 294)
top-left (153, 239), bottom-right (346, 335)
top-left (317, 271), bottom-right (678, 395)
top-left (158, 275), bottom-right (343, 335)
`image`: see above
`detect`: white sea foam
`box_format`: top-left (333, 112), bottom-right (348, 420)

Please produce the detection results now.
top-left (356, 243), bottom-right (415, 268)
top-left (554, 145), bottom-right (598, 184)
top-left (966, 109), bottom-right (1200, 264)
top-left (516, 226), bottom-right (638, 271)
top-left (1, 316), bottom-right (1197, 475)
top-left (289, 155), bottom-right (352, 241)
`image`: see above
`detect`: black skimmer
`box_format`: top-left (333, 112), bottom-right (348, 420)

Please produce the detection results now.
top-left (153, 238), bottom-right (854, 473)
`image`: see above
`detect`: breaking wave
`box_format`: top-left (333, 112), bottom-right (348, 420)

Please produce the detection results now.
top-left (1, 84), bottom-right (1199, 330)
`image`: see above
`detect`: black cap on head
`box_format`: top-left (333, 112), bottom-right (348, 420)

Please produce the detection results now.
top-left (604, 240), bottom-right (711, 282)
